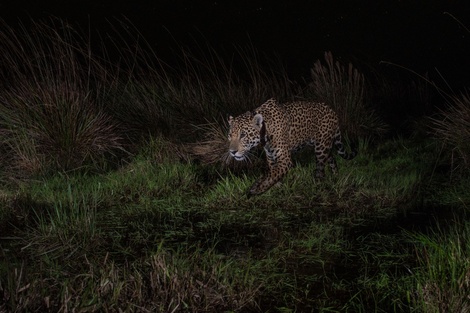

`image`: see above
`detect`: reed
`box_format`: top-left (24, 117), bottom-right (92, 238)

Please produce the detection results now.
top-left (308, 51), bottom-right (387, 140)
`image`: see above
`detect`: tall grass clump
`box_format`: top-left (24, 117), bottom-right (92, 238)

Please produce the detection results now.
top-left (307, 51), bottom-right (387, 139)
top-left (428, 92), bottom-right (470, 175)
top-left (0, 19), bottom-right (124, 179)
top-left (409, 216), bottom-right (470, 312)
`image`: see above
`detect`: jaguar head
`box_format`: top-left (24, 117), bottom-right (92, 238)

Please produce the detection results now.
top-left (227, 112), bottom-right (265, 161)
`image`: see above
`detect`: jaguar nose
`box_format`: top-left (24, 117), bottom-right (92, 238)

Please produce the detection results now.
top-left (229, 149), bottom-right (237, 157)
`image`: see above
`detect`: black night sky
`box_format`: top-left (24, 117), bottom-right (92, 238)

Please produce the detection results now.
top-left (1, 0), bottom-right (470, 86)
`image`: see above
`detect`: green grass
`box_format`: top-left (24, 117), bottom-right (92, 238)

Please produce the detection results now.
top-left (1, 17), bottom-right (470, 313)
top-left (428, 92), bottom-right (470, 176)
top-left (407, 213), bottom-right (470, 313)
top-left (3, 134), bottom-right (469, 312)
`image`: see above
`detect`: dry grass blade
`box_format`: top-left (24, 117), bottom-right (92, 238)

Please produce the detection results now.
top-left (0, 19), bottom-right (125, 178)
top-left (428, 92), bottom-right (470, 174)
top-left (308, 51), bottom-right (387, 139)
top-left (191, 121), bottom-right (230, 165)
top-left (190, 121), bottom-right (259, 170)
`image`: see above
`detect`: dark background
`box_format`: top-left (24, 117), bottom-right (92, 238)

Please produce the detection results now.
top-left (1, 0), bottom-right (470, 86)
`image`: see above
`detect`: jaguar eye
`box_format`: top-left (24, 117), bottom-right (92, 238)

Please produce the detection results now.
top-left (239, 132), bottom-right (246, 139)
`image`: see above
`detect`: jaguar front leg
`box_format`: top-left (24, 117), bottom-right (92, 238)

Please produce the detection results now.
top-left (247, 148), bottom-right (292, 197)
top-left (247, 176), bottom-right (265, 197)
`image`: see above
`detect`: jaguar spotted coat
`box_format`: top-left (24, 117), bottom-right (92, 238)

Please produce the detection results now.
top-left (228, 99), bottom-right (356, 197)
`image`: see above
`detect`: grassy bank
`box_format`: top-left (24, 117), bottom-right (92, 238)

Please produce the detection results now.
top-left (1, 136), bottom-right (469, 312)
top-left (1, 19), bottom-right (470, 312)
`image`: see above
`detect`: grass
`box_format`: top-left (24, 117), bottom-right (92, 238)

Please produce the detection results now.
top-left (0, 19), bottom-right (126, 178)
top-left (3, 134), bottom-right (466, 312)
top-left (428, 92), bottom-right (470, 176)
top-left (408, 213), bottom-right (470, 313)
top-left (307, 51), bottom-right (388, 140)
top-left (1, 18), bottom-right (470, 312)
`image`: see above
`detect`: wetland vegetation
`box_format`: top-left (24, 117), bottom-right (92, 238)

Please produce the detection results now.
top-left (0, 19), bottom-right (469, 312)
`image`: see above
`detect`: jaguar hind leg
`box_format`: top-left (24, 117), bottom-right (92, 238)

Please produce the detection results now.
top-left (327, 155), bottom-right (338, 175)
top-left (314, 145), bottom-right (329, 179)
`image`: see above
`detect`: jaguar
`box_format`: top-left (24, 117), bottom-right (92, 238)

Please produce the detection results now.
top-left (228, 98), bottom-right (356, 196)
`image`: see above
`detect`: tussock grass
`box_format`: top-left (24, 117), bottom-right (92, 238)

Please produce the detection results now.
top-left (409, 216), bottom-right (470, 313)
top-left (0, 19), bottom-right (125, 178)
top-left (191, 122), bottom-right (231, 165)
top-left (308, 51), bottom-right (387, 139)
top-left (0, 18), bottom-right (299, 176)
top-left (428, 92), bottom-right (470, 175)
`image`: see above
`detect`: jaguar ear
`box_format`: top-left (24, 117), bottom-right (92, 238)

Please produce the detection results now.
top-left (252, 113), bottom-right (264, 131)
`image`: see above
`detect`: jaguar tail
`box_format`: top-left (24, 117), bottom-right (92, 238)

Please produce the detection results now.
top-left (334, 129), bottom-right (357, 160)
